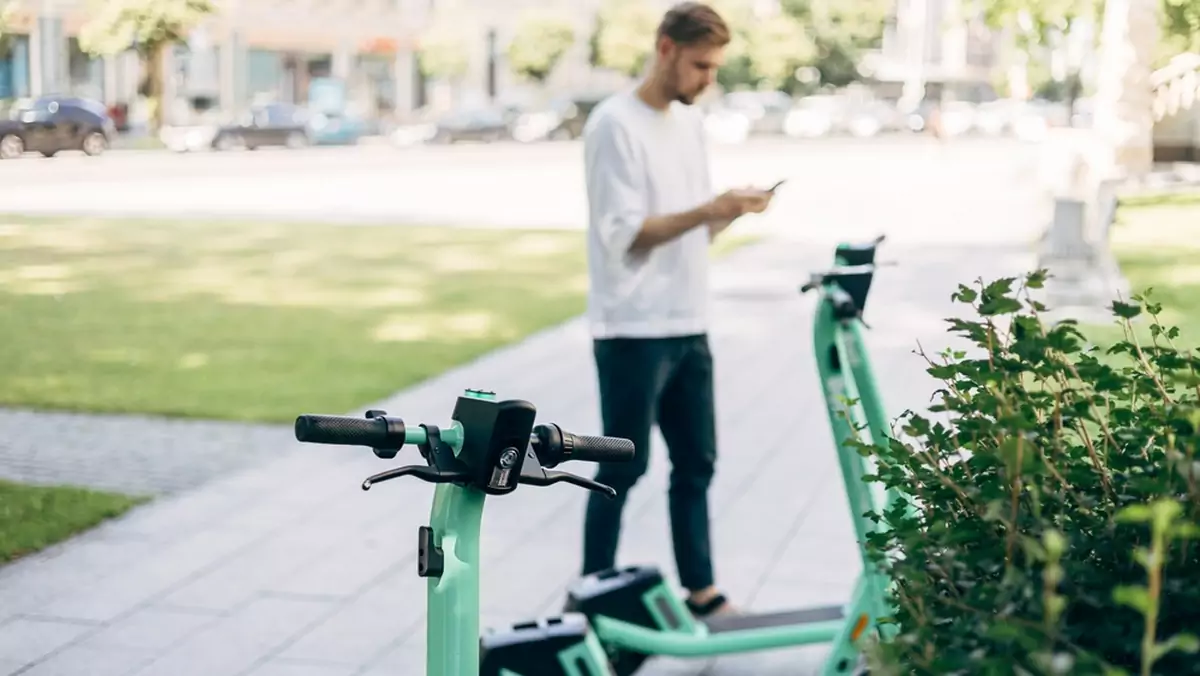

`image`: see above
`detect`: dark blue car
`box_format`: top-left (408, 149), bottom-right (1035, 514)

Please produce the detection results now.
top-left (0, 95), bottom-right (116, 159)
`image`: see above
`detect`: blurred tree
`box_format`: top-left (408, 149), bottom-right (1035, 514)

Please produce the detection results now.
top-left (709, 0), bottom-right (817, 92)
top-left (744, 13), bottom-right (817, 91)
top-left (977, 0), bottom-right (1199, 177)
top-left (588, 0), bottom-right (660, 78)
top-left (417, 14), bottom-right (470, 82)
top-left (981, 0), bottom-right (1200, 66)
top-left (507, 11), bottom-right (576, 84)
top-left (77, 0), bottom-right (216, 132)
top-left (1159, 0), bottom-right (1200, 59)
top-left (979, 0), bottom-right (1080, 45)
top-left (0, 2), bottom-right (17, 53)
top-left (979, 0), bottom-right (1098, 109)
top-left (782, 0), bottom-right (891, 88)
top-left (1092, 0), bottom-right (1161, 176)
top-left (708, 0), bottom-right (754, 90)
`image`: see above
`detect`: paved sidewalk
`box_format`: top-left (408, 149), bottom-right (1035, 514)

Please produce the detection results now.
top-left (0, 410), bottom-right (290, 496)
top-left (0, 232), bottom-right (1035, 676)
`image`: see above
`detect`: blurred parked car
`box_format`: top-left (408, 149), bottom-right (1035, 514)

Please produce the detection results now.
top-left (107, 102), bottom-right (130, 132)
top-left (502, 95), bottom-right (608, 143)
top-left (783, 95), bottom-right (840, 138)
top-left (1070, 97), bottom-right (1094, 129)
top-left (510, 107), bottom-right (562, 143)
top-left (904, 99), bottom-right (936, 133)
top-left (215, 103), bottom-right (311, 150)
top-left (939, 101), bottom-right (978, 137)
top-left (0, 95), bottom-right (115, 159)
top-left (163, 103), bottom-right (311, 152)
top-left (1010, 100), bottom-right (1073, 142)
top-left (390, 120), bottom-right (439, 147)
top-left (703, 104), bottom-right (752, 144)
top-left (308, 110), bottom-right (365, 146)
top-left (546, 96), bottom-right (605, 140)
top-left (430, 107), bottom-right (511, 144)
top-left (972, 99), bottom-right (1019, 136)
top-left (305, 77), bottom-right (364, 146)
top-left (725, 90), bottom-right (793, 135)
top-left (838, 100), bottom-right (906, 138)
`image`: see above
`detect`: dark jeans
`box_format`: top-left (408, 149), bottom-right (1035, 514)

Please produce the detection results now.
top-left (582, 333), bottom-right (718, 591)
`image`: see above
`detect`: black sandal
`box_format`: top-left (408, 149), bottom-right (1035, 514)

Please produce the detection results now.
top-left (685, 593), bottom-right (730, 618)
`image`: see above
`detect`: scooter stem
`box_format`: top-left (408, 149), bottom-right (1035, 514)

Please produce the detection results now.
top-left (426, 481), bottom-right (485, 676)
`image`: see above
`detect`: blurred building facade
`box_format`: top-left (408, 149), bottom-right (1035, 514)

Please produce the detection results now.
top-left (425, 0), bottom-right (625, 110)
top-left (0, 0), bottom-right (1009, 127)
top-left (0, 0), bottom-right (433, 124)
top-left (872, 0), bottom-right (1002, 103)
top-left (0, 0), bottom-right (634, 125)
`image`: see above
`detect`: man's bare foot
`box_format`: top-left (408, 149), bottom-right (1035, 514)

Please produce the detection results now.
top-left (686, 586), bottom-right (737, 617)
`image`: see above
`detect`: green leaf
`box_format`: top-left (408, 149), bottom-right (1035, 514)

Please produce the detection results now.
top-left (952, 284), bottom-right (978, 303)
top-left (1112, 584), bottom-right (1153, 614)
top-left (983, 499), bottom-right (1006, 522)
top-left (998, 435), bottom-right (1041, 475)
top-left (1151, 633), bottom-right (1200, 661)
top-left (1133, 546), bottom-right (1156, 570)
top-left (1167, 633), bottom-right (1200, 653)
top-left (1115, 503), bottom-right (1154, 523)
top-left (1171, 522), bottom-right (1200, 539)
top-left (1025, 269), bottom-right (1048, 289)
top-left (1042, 529), bottom-right (1066, 558)
top-left (979, 296), bottom-right (1023, 316)
top-left (1111, 300), bottom-right (1143, 319)
top-left (1150, 498), bottom-right (1184, 528)
top-left (984, 276), bottom-right (1018, 297)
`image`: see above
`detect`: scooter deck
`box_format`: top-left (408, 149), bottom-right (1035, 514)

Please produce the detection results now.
top-left (703, 605), bottom-right (846, 634)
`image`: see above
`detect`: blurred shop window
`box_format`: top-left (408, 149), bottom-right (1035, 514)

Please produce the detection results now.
top-left (67, 38), bottom-right (104, 102)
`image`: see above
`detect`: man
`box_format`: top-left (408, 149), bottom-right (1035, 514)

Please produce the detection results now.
top-left (579, 2), bottom-right (775, 618)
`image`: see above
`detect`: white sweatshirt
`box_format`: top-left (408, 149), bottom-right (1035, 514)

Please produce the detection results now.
top-left (582, 88), bottom-right (715, 340)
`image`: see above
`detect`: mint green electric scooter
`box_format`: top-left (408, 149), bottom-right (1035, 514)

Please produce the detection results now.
top-left (293, 391), bottom-right (636, 676)
top-left (558, 236), bottom-right (904, 675)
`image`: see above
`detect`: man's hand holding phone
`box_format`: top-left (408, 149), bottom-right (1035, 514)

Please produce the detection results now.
top-left (706, 187), bottom-right (775, 221)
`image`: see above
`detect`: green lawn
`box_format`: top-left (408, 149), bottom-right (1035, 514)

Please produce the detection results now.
top-left (0, 216), bottom-right (758, 566)
top-left (0, 216), bottom-right (759, 423)
top-left (1095, 190), bottom-right (1200, 346)
top-left (0, 480), bottom-right (147, 563)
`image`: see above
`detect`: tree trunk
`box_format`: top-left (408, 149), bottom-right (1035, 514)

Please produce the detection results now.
top-left (144, 42), bottom-right (167, 133)
top-left (1091, 0), bottom-right (1160, 179)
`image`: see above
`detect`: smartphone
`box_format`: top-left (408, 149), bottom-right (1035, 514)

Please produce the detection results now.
top-left (767, 179), bottom-right (788, 193)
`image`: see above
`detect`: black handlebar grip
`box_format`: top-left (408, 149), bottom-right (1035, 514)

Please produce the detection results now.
top-left (566, 433), bottom-right (636, 463)
top-left (295, 415), bottom-right (392, 447)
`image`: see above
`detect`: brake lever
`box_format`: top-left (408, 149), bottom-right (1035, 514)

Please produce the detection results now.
top-left (361, 465), bottom-right (469, 491)
top-left (519, 470), bottom-right (617, 499)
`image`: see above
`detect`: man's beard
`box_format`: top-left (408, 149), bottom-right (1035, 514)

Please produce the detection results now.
top-left (669, 80), bottom-right (699, 105)
top-left (665, 60), bottom-right (698, 105)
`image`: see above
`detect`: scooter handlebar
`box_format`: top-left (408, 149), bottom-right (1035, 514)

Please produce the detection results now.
top-left (294, 414), bottom-right (406, 449)
top-left (566, 433), bottom-right (636, 464)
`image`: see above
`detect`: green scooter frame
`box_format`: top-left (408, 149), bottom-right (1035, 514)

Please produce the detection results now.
top-left (293, 391), bottom-right (636, 676)
top-left (566, 236), bottom-right (903, 675)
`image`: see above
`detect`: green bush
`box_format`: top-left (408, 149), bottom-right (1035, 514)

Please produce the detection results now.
top-left (859, 271), bottom-right (1200, 676)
